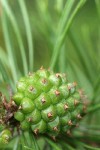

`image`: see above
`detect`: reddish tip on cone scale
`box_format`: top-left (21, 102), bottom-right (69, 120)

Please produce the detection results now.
top-left (64, 104), bottom-right (69, 110)
top-left (29, 86), bottom-right (34, 91)
top-left (74, 99), bottom-right (79, 106)
top-left (34, 129), bottom-right (39, 135)
top-left (42, 79), bottom-right (47, 84)
top-left (40, 66), bottom-right (44, 70)
top-left (77, 114), bottom-right (82, 119)
top-left (68, 120), bottom-right (73, 126)
top-left (18, 106), bottom-right (22, 110)
top-left (73, 82), bottom-right (77, 87)
top-left (28, 118), bottom-right (32, 122)
top-left (47, 112), bottom-right (53, 118)
top-left (51, 136), bottom-right (56, 141)
top-left (11, 101), bottom-right (16, 106)
top-left (55, 90), bottom-right (60, 96)
top-left (53, 126), bottom-right (58, 131)
top-left (67, 85), bottom-right (71, 90)
top-left (41, 98), bottom-right (46, 104)
top-left (55, 73), bottom-right (60, 78)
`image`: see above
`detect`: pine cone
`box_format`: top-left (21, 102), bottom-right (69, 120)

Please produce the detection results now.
top-left (13, 68), bottom-right (86, 137)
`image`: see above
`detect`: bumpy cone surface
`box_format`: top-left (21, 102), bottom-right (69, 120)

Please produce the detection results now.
top-left (13, 68), bottom-right (86, 137)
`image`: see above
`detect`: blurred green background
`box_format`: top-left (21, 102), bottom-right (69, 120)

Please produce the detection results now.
top-left (0, 0), bottom-right (100, 149)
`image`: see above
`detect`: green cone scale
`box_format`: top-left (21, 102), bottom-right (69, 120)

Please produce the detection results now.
top-left (13, 68), bottom-right (86, 137)
top-left (0, 129), bottom-right (12, 144)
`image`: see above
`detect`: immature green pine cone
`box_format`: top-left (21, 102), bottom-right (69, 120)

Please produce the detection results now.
top-left (13, 67), bottom-right (86, 137)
